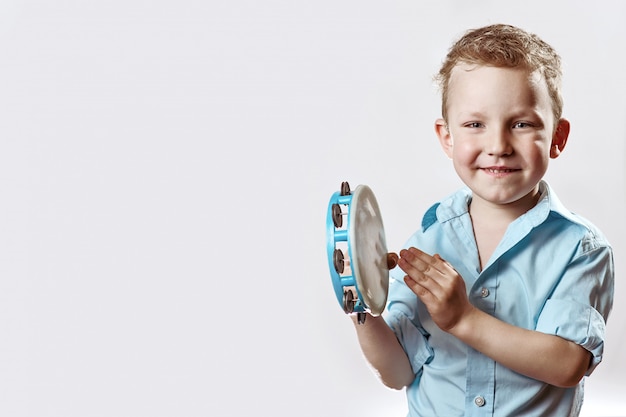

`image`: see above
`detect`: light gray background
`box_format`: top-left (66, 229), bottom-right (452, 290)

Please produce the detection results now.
top-left (0, 1), bottom-right (624, 416)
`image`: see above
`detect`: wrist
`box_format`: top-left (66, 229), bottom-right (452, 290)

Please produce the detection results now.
top-left (449, 305), bottom-right (480, 341)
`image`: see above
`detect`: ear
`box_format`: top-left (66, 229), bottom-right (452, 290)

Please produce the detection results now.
top-left (550, 118), bottom-right (570, 159)
top-left (435, 118), bottom-right (453, 159)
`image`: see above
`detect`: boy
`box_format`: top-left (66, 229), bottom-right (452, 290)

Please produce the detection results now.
top-left (351, 24), bottom-right (614, 416)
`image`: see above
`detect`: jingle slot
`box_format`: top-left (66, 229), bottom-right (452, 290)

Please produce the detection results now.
top-left (333, 244), bottom-right (351, 276)
top-left (340, 181), bottom-right (351, 196)
top-left (333, 249), bottom-right (344, 274)
top-left (331, 203), bottom-right (343, 228)
top-left (343, 288), bottom-right (356, 314)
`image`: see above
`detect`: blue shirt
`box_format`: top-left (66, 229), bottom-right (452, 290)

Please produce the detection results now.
top-left (384, 181), bottom-right (614, 417)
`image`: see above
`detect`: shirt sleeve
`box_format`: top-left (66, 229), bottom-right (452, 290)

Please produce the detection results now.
top-left (535, 241), bottom-right (614, 375)
top-left (383, 277), bottom-right (434, 376)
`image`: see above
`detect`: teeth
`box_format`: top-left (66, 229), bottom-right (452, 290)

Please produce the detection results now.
top-left (486, 168), bottom-right (513, 173)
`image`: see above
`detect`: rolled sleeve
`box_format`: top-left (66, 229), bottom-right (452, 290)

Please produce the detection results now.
top-left (536, 299), bottom-right (606, 375)
top-left (384, 280), bottom-right (434, 375)
top-left (536, 236), bottom-right (614, 375)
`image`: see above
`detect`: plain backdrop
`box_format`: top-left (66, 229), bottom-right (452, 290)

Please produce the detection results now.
top-left (0, 1), bottom-right (624, 416)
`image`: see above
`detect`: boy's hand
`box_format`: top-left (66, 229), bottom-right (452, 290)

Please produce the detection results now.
top-left (397, 247), bottom-right (474, 332)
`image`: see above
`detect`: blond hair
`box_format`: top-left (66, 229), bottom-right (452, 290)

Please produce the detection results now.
top-left (436, 24), bottom-right (563, 124)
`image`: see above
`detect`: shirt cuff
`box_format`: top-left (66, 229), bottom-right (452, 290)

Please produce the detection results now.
top-left (536, 299), bottom-right (606, 375)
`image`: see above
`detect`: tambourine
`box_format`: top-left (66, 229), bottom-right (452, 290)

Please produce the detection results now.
top-left (326, 182), bottom-right (396, 324)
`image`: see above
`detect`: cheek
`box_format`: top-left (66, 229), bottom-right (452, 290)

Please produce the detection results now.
top-left (451, 141), bottom-right (478, 165)
top-left (451, 149), bottom-right (476, 178)
top-left (526, 143), bottom-right (552, 165)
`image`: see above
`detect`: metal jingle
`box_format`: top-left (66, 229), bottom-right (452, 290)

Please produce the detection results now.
top-left (343, 289), bottom-right (355, 314)
top-left (333, 249), bottom-right (345, 274)
top-left (331, 203), bottom-right (343, 228)
top-left (357, 312), bottom-right (367, 325)
top-left (340, 181), bottom-right (351, 196)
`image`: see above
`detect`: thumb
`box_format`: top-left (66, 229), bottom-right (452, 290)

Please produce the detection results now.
top-left (387, 252), bottom-right (399, 269)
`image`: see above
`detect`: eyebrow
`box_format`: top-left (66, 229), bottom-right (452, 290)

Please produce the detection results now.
top-left (454, 108), bottom-right (545, 121)
top-left (454, 111), bottom-right (487, 121)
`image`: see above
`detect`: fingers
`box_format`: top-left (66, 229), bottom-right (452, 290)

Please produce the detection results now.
top-left (403, 274), bottom-right (430, 299)
top-left (398, 248), bottom-right (445, 277)
top-left (398, 248), bottom-right (470, 332)
top-left (398, 248), bottom-right (449, 295)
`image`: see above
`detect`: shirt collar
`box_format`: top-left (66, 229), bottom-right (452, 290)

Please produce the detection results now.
top-left (421, 180), bottom-right (578, 231)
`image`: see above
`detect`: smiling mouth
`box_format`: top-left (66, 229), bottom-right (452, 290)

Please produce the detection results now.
top-left (484, 168), bottom-right (516, 173)
top-left (481, 167), bottom-right (520, 176)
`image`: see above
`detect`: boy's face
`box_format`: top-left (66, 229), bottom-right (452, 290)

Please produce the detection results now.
top-left (436, 64), bottom-right (569, 210)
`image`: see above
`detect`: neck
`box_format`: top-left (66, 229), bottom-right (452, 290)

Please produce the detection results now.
top-left (469, 187), bottom-right (541, 225)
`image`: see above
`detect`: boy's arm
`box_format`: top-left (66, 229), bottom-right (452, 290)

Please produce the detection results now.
top-left (398, 247), bottom-right (590, 388)
top-left (350, 314), bottom-right (415, 390)
top-left (449, 306), bottom-right (590, 387)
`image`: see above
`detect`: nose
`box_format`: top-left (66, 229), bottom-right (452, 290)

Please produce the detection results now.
top-left (486, 128), bottom-right (513, 156)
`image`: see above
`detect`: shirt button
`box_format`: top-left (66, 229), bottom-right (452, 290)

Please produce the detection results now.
top-left (480, 288), bottom-right (490, 298)
top-left (474, 396), bottom-right (486, 407)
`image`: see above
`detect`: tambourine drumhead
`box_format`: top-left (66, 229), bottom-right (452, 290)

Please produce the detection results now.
top-left (348, 185), bottom-right (388, 316)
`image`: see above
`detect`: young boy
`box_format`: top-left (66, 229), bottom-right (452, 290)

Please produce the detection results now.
top-left (351, 24), bottom-right (614, 416)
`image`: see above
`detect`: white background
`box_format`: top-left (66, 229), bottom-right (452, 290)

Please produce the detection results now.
top-left (0, 1), bottom-right (624, 416)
